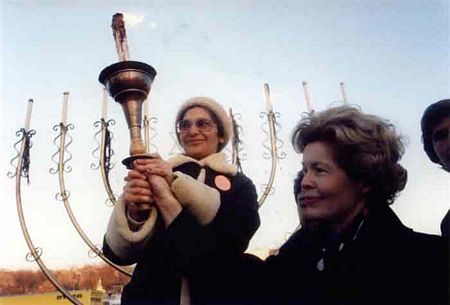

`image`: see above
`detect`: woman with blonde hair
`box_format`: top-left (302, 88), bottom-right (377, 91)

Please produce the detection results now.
top-left (244, 105), bottom-right (448, 305)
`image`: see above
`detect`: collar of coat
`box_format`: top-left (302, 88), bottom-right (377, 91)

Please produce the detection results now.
top-left (291, 206), bottom-right (410, 251)
top-left (167, 152), bottom-right (238, 176)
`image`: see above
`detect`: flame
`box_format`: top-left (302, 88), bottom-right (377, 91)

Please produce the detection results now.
top-left (123, 13), bottom-right (144, 26)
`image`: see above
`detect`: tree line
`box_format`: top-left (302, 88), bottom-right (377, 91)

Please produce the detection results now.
top-left (0, 264), bottom-right (132, 296)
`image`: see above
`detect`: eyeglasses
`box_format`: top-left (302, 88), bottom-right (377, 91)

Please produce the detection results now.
top-left (177, 119), bottom-right (216, 133)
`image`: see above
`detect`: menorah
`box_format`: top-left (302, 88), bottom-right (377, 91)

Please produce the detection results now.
top-left (7, 13), bottom-right (288, 305)
top-left (8, 76), bottom-right (349, 305)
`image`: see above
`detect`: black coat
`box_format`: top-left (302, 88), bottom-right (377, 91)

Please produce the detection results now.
top-left (441, 209), bottom-right (449, 237)
top-left (104, 161), bottom-right (260, 305)
top-left (256, 206), bottom-right (449, 305)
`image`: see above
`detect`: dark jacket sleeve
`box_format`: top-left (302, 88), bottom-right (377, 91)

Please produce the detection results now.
top-left (103, 236), bottom-right (128, 265)
top-left (102, 219), bottom-right (166, 266)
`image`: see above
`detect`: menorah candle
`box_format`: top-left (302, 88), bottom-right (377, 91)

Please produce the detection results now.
top-left (264, 83), bottom-right (273, 113)
top-left (102, 88), bottom-right (108, 119)
top-left (24, 99), bottom-right (33, 132)
top-left (302, 81), bottom-right (313, 112)
top-left (144, 98), bottom-right (149, 119)
top-left (62, 92), bottom-right (69, 125)
top-left (340, 81), bottom-right (348, 104)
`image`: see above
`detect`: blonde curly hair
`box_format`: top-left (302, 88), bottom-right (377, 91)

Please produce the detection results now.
top-left (292, 105), bottom-right (407, 208)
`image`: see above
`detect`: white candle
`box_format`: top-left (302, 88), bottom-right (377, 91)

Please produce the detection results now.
top-left (340, 81), bottom-right (348, 104)
top-left (24, 99), bottom-right (33, 131)
top-left (302, 81), bottom-right (313, 112)
top-left (62, 92), bottom-right (69, 125)
top-left (143, 98), bottom-right (149, 119)
top-left (143, 98), bottom-right (150, 153)
top-left (102, 88), bottom-right (108, 119)
top-left (263, 83), bottom-right (273, 112)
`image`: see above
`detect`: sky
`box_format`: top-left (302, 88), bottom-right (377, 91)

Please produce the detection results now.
top-left (0, 0), bottom-right (449, 270)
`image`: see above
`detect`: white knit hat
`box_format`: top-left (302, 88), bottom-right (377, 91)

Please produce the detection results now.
top-left (175, 96), bottom-right (232, 152)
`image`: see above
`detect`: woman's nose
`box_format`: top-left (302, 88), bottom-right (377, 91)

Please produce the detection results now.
top-left (300, 171), bottom-right (314, 189)
top-left (186, 125), bottom-right (200, 134)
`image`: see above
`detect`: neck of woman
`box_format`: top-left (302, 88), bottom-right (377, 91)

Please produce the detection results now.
top-left (306, 205), bottom-right (368, 245)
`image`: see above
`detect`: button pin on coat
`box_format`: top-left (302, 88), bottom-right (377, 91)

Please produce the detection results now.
top-left (215, 175), bottom-right (231, 191)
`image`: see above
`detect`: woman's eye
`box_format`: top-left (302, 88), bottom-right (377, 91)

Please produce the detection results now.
top-left (198, 121), bottom-right (208, 128)
top-left (314, 167), bottom-right (326, 174)
top-left (179, 121), bottom-right (191, 129)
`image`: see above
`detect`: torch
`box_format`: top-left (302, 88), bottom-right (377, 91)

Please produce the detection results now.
top-left (99, 13), bottom-right (157, 168)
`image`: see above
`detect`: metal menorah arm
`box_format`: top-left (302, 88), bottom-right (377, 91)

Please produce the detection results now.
top-left (258, 111), bottom-right (278, 207)
top-left (52, 123), bottom-right (132, 277)
top-left (100, 119), bottom-right (118, 205)
top-left (91, 119), bottom-right (118, 207)
top-left (230, 109), bottom-right (246, 172)
top-left (11, 128), bottom-right (82, 305)
top-left (143, 115), bottom-right (159, 155)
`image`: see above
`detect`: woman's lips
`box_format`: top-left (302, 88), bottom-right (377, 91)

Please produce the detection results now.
top-left (187, 139), bottom-right (204, 144)
top-left (299, 196), bottom-right (323, 206)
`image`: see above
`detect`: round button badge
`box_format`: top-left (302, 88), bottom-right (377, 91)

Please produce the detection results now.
top-left (214, 175), bottom-right (231, 191)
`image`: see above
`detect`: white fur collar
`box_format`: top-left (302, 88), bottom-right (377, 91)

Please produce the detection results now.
top-left (168, 152), bottom-right (238, 176)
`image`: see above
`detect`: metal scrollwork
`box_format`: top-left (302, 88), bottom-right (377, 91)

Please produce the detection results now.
top-left (105, 197), bottom-right (116, 207)
top-left (62, 124), bottom-right (74, 173)
top-left (91, 119), bottom-right (116, 172)
top-left (25, 247), bottom-right (43, 262)
top-left (260, 183), bottom-right (275, 196)
top-left (146, 116), bottom-right (158, 153)
top-left (230, 111), bottom-right (247, 173)
top-left (90, 120), bottom-right (103, 171)
top-left (169, 131), bottom-right (182, 156)
top-left (55, 190), bottom-right (70, 201)
top-left (50, 125), bottom-right (62, 175)
top-left (272, 112), bottom-right (286, 160)
top-left (88, 246), bottom-right (102, 259)
top-left (103, 119), bottom-right (116, 175)
top-left (260, 112), bottom-right (271, 160)
top-left (257, 111), bottom-right (285, 207)
top-left (11, 123), bottom-right (83, 305)
top-left (91, 118), bottom-right (118, 205)
top-left (7, 128), bottom-right (36, 183)
top-left (54, 121), bottom-right (132, 277)
top-left (260, 112), bottom-right (286, 161)
top-left (50, 124), bottom-right (74, 174)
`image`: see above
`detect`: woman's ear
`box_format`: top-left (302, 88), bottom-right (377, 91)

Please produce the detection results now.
top-left (219, 137), bottom-right (225, 144)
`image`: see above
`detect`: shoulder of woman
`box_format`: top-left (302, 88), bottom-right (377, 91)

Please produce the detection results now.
top-left (168, 154), bottom-right (198, 168)
top-left (230, 172), bottom-right (255, 185)
top-left (201, 152), bottom-right (238, 175)
top-left (221, 172), bottom-right (256, 193)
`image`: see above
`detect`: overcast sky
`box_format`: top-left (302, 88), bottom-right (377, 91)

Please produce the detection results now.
top-left (0, 0), bottom-right (449, 270)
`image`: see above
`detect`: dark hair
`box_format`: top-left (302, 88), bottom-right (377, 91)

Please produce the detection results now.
top-left (176, 105), bottom-right (226, 151)
top-left (291, 105), bottom-right (407, 208)
top-left (421, 99), bottom-right (450, 164)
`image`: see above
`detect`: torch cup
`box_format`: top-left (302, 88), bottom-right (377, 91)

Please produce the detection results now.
top-left (99, 60), bottom-right (157, 168)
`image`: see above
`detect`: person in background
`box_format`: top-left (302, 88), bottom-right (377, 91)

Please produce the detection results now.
top-left (103, 97), bottom-right (260, 305)
top-left (241, 105), bottom-right (447, 305)
top-left (421, 99), bottom-right (450, 237)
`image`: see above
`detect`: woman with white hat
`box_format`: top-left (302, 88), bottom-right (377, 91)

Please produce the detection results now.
top-left (103, 96), bottom-right (260, 305)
